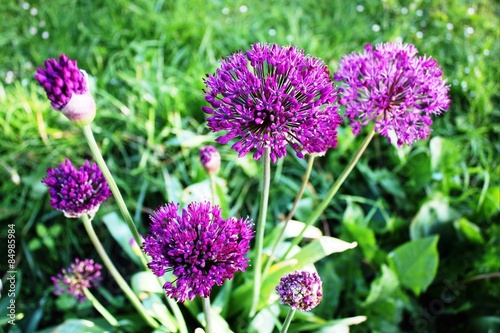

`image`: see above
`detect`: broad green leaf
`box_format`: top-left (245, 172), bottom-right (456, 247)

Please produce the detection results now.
top-left (410, 192), bottom-right (461, 239)
top-left (292, 316), bottom-right (367, 333)
top-left (479, 186), bottom-right (500, 219)
top-left (248, 304), bottom-right (280, 333)
top-left (343, 199), bottom-right (366, 226)
top-left (453, 218), bottom-right (485, 244)
top-left (263, 219), bottom-right (322, 249)
top-left (142, 294), bottom-right (177, 332)
top-left (36, 319), bottom-right (107, 333)
top-left (387, 236), bottom-right (439, 295)
top-left (363, 264), bottom-right (399, 306)
top-left (131, 271), bottom-right (163, 294)
top-left (228, 237), bottom-right (357, 316)
top-left (343, 222), bottom-right (378, 261)
top-left (102, 212), bottom-right (141, 265)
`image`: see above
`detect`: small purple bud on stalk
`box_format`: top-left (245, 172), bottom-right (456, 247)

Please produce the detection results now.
top-left (35, 54), bottom-right (96, 126)
top-left (275, 270), bottom-right (323, 311)
top-left (200, 146), bottom-right (221, 175)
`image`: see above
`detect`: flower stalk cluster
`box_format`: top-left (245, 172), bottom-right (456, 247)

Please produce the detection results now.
top-left (37, 39), bottom-right (451, 332)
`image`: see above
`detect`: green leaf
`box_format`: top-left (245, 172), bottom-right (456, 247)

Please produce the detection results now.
top-left (131, 271), bottom-right (164, 294)
top-left (410, 192), bottom-right (461, 239)
top-left (343, 222), bottom-right (378, 261)
top-left (247, 304), bottom-right (279, 333)
top-left (36, 319), bottom-right (107, 333)
top-left (228, 236), bottom-right (357, 316)
top-left (363, 264), bottom-right (400, 306)
top-left (102, 212), bottom-right (141, 265)
top-left (453, 218), bottom-right (485, 244)
top-left (387, 236), bottom-right (439, 295)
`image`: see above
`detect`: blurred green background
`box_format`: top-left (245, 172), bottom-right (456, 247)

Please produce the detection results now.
top-left (0, 0), bottom-right (499, 332)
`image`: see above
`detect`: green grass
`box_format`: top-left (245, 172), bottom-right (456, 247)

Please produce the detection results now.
top-left (0, 0), bottom-right (499, 332)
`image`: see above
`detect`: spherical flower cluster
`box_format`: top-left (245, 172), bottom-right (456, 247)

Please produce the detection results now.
top-left (275, 270), bottom-right (323, 311)
top-left (51, 258), bottom-right (102, 303)
top-left (143, 201), bottom-right (254, 302)
top-left (42, 159), bottom-right (112, 218)
top-left (199, 145), bottom-right (221, 175)
top-left (35, 54), bottom-right (96, 125)
top-left (334, 42), bottom-right (450, 146)
top-left (203, 43), bottom-right (342, 162)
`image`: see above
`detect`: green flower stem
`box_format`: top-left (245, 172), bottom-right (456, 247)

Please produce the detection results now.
top-left (81, 214), bottom-right (160, 329)
top-left (166, 297), bottom-right (188, 333)
top-left (81, 125), bottom-right (143, 249)
top-left (249, 146), bottom-right (272, 318)
top-left (83, 288), bottom-right (119, 327)
top-left (263, 155), bottom-right (316, 278)
top-left (282, 127), bottom-right (376, 259)
top-left (83, 126), bottom-right (187, 332)
top-left (279, 308), bottom-right (296, 333)
top-left (202, 297), bottom-right (214, 333)
top-left (209, 174), bottom-right (217, 206)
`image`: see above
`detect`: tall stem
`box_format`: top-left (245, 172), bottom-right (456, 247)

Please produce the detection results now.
top-left (82, 125), bottom-right (143, 250)
top-left (279, 308), bottom-right (296, 333)
top-left (202, 297), bottom-right (213, 333)
top-left (263, 155), bottom-right (315, 277)
top-left (249, 146), bottom-right (271, 318)
top-left (81, 214), bottom-right (159, 329)
top-left (282, 127), bottom-right (376, 259)
top-left (83, 288), bottom-right (119, 327)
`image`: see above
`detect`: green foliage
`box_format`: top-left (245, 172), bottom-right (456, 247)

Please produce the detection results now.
top-left (0, 0), bottom-right (498, 332)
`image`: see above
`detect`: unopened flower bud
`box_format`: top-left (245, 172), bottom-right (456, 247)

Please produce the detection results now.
top-left (35, 55), bottom-right (96, 126)
top-left (200, 146), bottom-right (221, 175)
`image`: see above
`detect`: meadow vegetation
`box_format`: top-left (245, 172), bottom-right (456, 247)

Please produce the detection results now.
top-left (0, 0), bottom-right (498, 332)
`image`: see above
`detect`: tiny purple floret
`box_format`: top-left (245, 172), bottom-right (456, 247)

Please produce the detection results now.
top-left (143, 201), bottom-right (254, 302)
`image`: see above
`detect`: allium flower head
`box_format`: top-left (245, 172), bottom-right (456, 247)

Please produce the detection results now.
top-left (42, 159), bottom-right (112, 218)
top-left (200, 145), bottom-right (221, 175)
top-left (143, 201), bottom-right (254, 302)
top-left (275, 270), bottom-right (323, 311)
top-left (334, 42), bottom-right (450, 146)
top-left (203, 43), bottom-right (342, 162)
top-left (35, 54), bottom-right (96, 126)
top-left (51, 258), bottom-right (102, 303)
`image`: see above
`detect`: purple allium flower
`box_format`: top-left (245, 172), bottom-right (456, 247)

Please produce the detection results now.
top-left (35, 54), bottom-right (96, 126)
top-left (51, 258), bottom-right (102, 303)
top-left (42, 159), bottom-right (112, 218)
top-left (143, 201), bottom-right (254, 302)
top-left (200, 145), bottom-right (221, 175)
top-left (275, 270), bottom-right (323, 311)
top-left (203, 43), bottom-right (342, 162)
top-left (334, 42), bottom-right (450, 146)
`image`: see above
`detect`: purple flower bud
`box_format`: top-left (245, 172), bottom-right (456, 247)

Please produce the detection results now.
top-left (51, 258), bottom-right (102, 303)
top-left (199, 146), bottom-right (221, 175)
top-left (35, 55), bottom-right (96, 126)
top-left (142, 201), bottom-right (254, 302)
top-left (334, 42), bottom-right (451, 146)
top-left (203, 43), bottom-right (342, 162)
top-left (42, 159), bottom-right (112, 218)
top-left (275, 270), bottom-right (323, 311)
